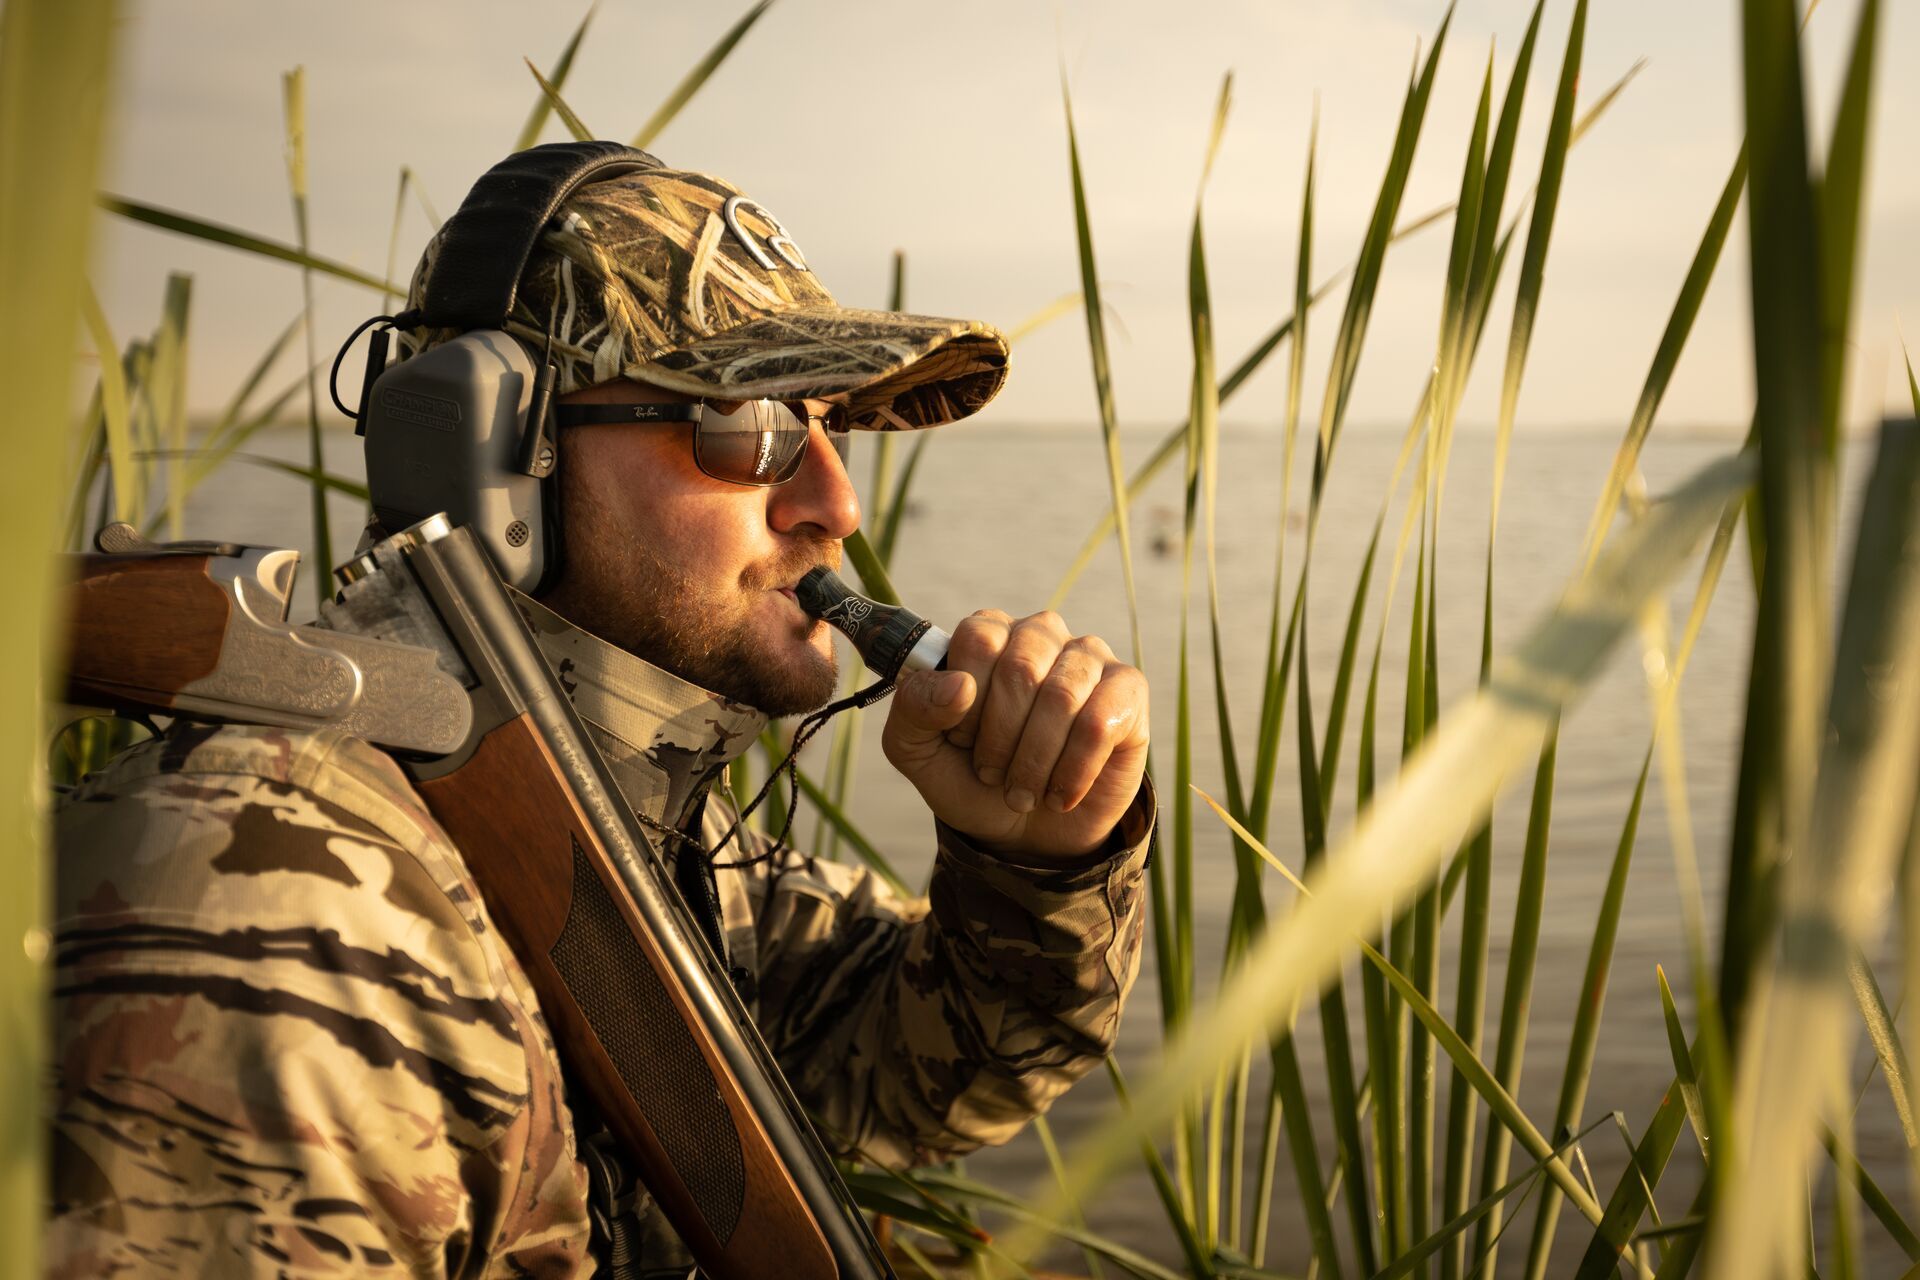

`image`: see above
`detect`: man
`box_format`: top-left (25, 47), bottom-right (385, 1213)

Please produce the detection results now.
top-left (49, 157), bottom-right (1154, 1276)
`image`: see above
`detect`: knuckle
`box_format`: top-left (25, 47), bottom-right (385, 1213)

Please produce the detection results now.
top-left (1000, 656), bottom-right (1049, 694)
top-left (1037, 674), bottom-right (1083, 713)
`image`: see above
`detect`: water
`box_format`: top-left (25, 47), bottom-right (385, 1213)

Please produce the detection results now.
top-left (176, 420), bottom-right (1903, 1276)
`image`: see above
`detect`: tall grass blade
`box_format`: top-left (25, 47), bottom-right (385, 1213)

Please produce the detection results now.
top-left (0, 1), bottom-right (117, 1271)
top-left (1062, 75), bottom-right (1144, 671)
top-left (524, 57), bottom-right (595, 141)
top-left (1014, 450), bottom-right (1755, 1265)
top-left (631, 1), bottom-right (774, 149)
top-left (1579, 150), bottom-right (1748, 570)
top-left (1716, 0), bottom-right (1849, 1061)
top-left (1658, 967), bottom-right (1711, 1158)
top-left (1382, 1119), bottom-right (1610, 1280)
top-left (1107, 1061), bottom-right (1216, 1278)
top-left (1708, 419), bottom-right (1917, 1278)
top-left (148, 272), bottom-right (191, 538)
top-left (1201, 791), bottom-right (1606, 1228)
top-left (515, 5), bottom-right (595, 150)
top-left (99, 195), bottom-right (400, 294)
top-left (1523, 496), bottom-right (1742, 1280)
top-left (78, 285), bottom-right (135, 524)
top-left (1848, 951), bottom-right (1916, 1147)
top-left (283, 68), bottom-right (334, 606)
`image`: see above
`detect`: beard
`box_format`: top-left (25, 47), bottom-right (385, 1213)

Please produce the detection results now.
top-left (536, 483), bottom-right (842, 717)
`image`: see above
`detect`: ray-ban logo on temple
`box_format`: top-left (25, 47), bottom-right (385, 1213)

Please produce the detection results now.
top-left (722, 196), bottom-right (809, 272)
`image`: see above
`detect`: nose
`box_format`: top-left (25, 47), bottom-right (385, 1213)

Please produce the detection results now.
top-left (767, 423), bottom-right (861, 540)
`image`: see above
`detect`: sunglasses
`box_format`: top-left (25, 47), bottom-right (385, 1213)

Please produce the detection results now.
top-left (550, 397), bottom-right (852, 487)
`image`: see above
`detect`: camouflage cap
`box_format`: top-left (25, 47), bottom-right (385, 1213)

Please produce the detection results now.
top-left (401, 159), bottom-right (1010, 431)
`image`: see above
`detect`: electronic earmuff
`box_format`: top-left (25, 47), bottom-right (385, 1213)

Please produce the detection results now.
top-left (335, 141), bottom-right (662, 594)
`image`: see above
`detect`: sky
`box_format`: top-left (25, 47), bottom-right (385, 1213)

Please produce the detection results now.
top-left (92, 0), bottom-right (1920, 434)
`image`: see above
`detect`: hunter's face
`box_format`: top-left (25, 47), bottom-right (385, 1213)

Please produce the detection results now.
top-left (536, 379), bottom-right (861, 716)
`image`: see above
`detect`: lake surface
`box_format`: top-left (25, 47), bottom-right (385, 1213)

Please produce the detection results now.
top-left (175, 419), bottom-right (1904, 1277)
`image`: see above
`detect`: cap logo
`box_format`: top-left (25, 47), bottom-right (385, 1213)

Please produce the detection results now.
top-left (722, 195), bottom-right (810, 273)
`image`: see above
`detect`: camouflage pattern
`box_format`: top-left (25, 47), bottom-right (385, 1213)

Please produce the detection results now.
top-left (402, 162), bottom-right (1011, 431)
top-left (47, 600), bottom-right (1153, 1275)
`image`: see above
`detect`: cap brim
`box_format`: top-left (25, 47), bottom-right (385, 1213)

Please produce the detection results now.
top-left (627, 305), bottom-right (1010, 430)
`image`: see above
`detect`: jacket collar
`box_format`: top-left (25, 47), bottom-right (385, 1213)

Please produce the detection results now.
top-left (513, 592), bottom-right (768, 832)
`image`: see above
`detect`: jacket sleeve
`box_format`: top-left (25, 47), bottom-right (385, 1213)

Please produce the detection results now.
top-left (45, 727), bottom-right (588, 1279)
top-left (728, 776), bottom-right (1155, 1168)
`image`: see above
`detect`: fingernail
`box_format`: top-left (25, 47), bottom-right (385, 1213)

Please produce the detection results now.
top-left (977, 765), bottom-right (1004, 786)
top-left (1006, 787), bottom-right (1036, 814)
top-left (1046, 789), bottom-right (1069, 812)
top-left (936, 672), bottom-right (965, 706)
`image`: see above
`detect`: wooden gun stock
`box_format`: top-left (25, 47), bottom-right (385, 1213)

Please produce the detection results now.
top-left (59, 528), bottom-right (893, 1280)
top-left (416, 715), bottom-right (833, 1277)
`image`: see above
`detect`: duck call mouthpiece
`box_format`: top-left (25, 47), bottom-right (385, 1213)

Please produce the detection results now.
top-left (795, 567), bottom-right (949, 681)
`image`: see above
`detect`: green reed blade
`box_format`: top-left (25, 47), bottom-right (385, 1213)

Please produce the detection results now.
top-left (1846, 951), bottom-right (1916, 1147)
top-left (175, 374), bottom-right (310, 510)
top-left (120, 341), bottom-right (154, 527)
top-left (1822, 1126), bottom-right (1920, 1261)
top-left (1574, 1079), bottom-right (1688, 1280)
top-left (138, 450), bottom-right (370, 500)
top-left (1489, 0), bottom-right (1585, 541)
top-left (1710, 0), bottom-right (1880, 1261)
top-left (523, 57), bottom-right (594, 141)
top-left (907, 1156), bottom-right (1193, 1280)
top-left (200, 314), bottom-right (302, 457)
top-left (1519, 754), bottom-right (1650, 1280)
top-left (1657, 967), bottom-right (1710, 1159)
top-left (1246, 108), bottom-right (1314, 859)
top-left (788, 765), bottom-right (908, 897)
top-left (815, 250), bottom-right (907, 862)
top-left (843, 527), bottom-right (900, 605)
top-left (1318, 6), bottom-right (1453, 485)
top-left (1578, 150), bottom-right (1746, 571)
top-left (283, 68), bottom-right (334, 605)
top-left (380, 169), bottom-right (410, 313)
top-left (1062, 73), bottom-right (1145, 672)
top-left (631, 1), bottom-right (774, 149)
top-left (1034, 1116), bottom-right (1105, 1280)
top-left (1716, 0), bottom-right (1852, 1063)
top-left (78, 285), bottom-right (134, 524)
top-left (876, 433), bottom-right (928, 567)
top-left (1522, 155), bottom-right (1752, 1274)
top-left (1202, 790), bottom-right (1605, 1230)
top-left (1383, 1117), bottom-right (1611, 1280)
top-left (1107, 1060), bottom-right (1215, 1278)
top-left (1011, 450), bottom-right (1754, 1269)
top-left (0, 1), bottom-right (116, 1270)
top-left (1293, 625), bottom-right (1370, 1276)
top-left (1710, 424), bottom-right (1918, 1279)
top-left (99, 195), bottom-right (400, 294)
top-left (148, 272), bottom-right (191, 539)
top-left (62, 390), bottom-right (105, 552)
top-left (1046, 201), bottom-right (1453, 613)
top-left (1468, 731), bottom-right (1557, 1272)
top-left (866, 251), bottom-right (907, 543)
top-left (1271, 1027), bottom-right (1343, 1280)
top-left (515, 4), bottom-right (595, 151)
top-left (1249, 1077), bottom-right (1283, 1267)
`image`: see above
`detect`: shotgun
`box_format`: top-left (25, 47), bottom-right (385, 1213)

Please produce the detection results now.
top-left (62, 515), bottom-right (896, 1280)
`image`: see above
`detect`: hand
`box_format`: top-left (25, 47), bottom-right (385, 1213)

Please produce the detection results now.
top-left (881, 609), bottom-right (1150, 860)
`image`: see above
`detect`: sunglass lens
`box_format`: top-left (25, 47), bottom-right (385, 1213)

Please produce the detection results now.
top-left (694, 401), bottom-right (810, 485)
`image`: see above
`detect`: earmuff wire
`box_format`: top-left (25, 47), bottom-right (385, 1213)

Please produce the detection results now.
top-left (329, 313), bottom-right (397, 430)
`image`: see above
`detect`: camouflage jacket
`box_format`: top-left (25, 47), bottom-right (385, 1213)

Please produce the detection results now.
top-left (48, 594), bottom-right (1155, 1277)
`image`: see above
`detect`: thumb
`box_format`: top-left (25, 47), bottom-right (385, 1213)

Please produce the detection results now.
top-left (884, 668), bottom-right (973, 765)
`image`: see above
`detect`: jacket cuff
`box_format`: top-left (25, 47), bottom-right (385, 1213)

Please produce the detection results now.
top-left (935, 773), bottom-right (1157, 885)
